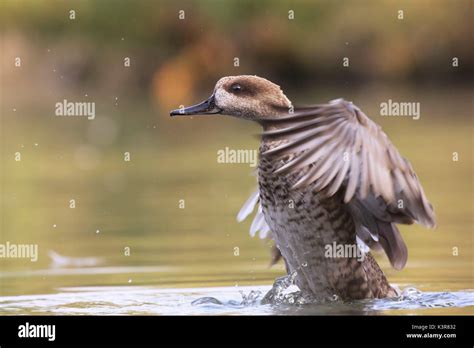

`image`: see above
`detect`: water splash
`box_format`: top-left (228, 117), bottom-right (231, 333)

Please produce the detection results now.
top-left (190, 279), bottom-right (474, 315)
top-left (191, 289), bottom-right (262, 308)
top-left (239, 290), bottom-right (262, 306)
top-left (372, 287), bottom-right (474, 310)
top-left (399, 287), bottom-right (424, 300)
top-left (261, 272), bottom-right (307, 305)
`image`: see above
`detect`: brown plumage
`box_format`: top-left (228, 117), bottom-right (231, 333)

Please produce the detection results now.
top-left (171, 75), bottom-right (435, 301)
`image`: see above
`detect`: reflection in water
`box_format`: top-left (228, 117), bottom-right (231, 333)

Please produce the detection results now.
top-left (0, 269), bottom-right (472, 315)
top-left (48, 250), bottom-right (104, 268)
top-left (0, 283), bottom-right (472, 316)
top-left (2, 258), bottom-right (470, 315)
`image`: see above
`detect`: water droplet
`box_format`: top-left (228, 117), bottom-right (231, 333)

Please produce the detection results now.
top-left (302, 262), bottom-right (308, 267)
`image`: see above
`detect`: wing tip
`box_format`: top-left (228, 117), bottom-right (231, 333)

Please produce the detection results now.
top-left (392, 257), bottom-right (407, 271)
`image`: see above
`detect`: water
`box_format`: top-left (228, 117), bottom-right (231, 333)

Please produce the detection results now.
top-left (1, 271), bottom-right (472, 315)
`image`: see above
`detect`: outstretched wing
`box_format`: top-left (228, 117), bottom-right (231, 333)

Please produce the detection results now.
top-left (260, 99), bottom-right (435, 270)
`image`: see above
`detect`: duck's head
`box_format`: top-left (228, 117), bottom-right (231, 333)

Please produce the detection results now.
top-left (170, 75), bottom-right (292, 121)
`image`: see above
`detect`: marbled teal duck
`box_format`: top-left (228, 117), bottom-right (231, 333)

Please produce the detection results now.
top-left (170, 75), bottom-right (435, 301)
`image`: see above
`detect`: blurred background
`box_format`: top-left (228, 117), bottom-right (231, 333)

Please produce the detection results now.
top-left (0, 0), bottom-right (472, 310)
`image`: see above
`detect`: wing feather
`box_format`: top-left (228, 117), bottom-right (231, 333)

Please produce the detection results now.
top-left (261, 99), bottom-right (435, 269)
top-left (237, 189), bottom-right (271, 239)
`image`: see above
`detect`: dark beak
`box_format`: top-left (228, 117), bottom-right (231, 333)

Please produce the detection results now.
top-left (170, 94), bottom-right (222, 117)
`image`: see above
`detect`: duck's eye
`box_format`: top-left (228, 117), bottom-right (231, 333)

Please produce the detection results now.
top-left (231, 83), bottom-right (242, 92)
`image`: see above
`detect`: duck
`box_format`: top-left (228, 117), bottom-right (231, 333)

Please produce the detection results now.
top-left (170, 75), bottom-right (435, 301)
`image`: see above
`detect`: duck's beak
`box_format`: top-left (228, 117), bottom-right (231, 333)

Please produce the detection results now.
top-left (170, 94), bottom-right (222, 117)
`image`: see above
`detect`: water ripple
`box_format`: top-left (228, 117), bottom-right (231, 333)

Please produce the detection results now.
top-left (0, 283), bottom-right (472, 315)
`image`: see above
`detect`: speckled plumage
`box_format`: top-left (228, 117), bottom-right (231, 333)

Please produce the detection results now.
top-left (258, 138), bottom-right (396, 300)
